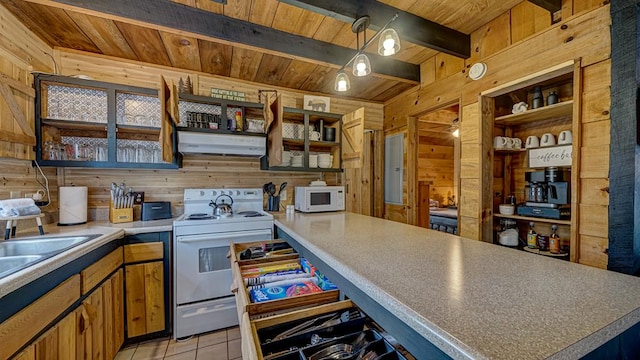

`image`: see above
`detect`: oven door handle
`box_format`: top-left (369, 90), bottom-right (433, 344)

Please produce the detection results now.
top-left (177, 229), bottom-right (272, 243)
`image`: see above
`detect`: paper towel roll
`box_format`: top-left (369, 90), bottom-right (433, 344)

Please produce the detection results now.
top-left (59, 186), bottom-right (88, 225)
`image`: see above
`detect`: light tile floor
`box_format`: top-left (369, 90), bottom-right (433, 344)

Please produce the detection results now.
top-left (115, 327), bottom-right (242, 360)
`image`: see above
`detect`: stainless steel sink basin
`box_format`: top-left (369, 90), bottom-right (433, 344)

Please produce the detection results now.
top-left (0, 255), bottom-right (43, 278)
top-left (0, 234), bottom-right (102, 279)
top-left (0, 235), bottom-right (101, 257)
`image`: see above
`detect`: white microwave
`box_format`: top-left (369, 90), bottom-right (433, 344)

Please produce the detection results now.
top-left (295, 186), bottom-right (345, 213)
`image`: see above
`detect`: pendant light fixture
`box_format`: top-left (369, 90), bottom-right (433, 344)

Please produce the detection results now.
top-left (334, 13), bottom-right (400, 92)
top-left (334, 71), bottom-right (351, 92)
top-left (378, 28), bottom-right (401, 56)
top-left (352, 16), bottom-right (372, 77)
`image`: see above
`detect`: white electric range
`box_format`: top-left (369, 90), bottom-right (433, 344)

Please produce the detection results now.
top-left (172, 188), bottom-right (273, 339)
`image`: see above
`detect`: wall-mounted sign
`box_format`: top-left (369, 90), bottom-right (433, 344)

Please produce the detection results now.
top-left (528, 145), bottom-right (572, 168)
top-left (303, 95), bottom-right (330, 112)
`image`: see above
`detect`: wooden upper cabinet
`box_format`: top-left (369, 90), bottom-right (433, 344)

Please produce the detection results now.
top-left (34, 73), bottom-right (180, 169)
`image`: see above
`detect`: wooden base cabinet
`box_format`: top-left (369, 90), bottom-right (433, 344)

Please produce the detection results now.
top-left (123, 232), bottom-right (170, 339)
top-left (125, 261), bottom-right (165, 337)
top-left (77, 269), bottom-right (124, 360)
top-left (11, 269), bottom-right (124, 360)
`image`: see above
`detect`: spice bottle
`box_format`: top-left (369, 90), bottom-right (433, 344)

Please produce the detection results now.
top-left (547, 91), bottom-right (558, 105)
top-left (235, 111), bottom-right (243, 132)
top-left (527, 222), bottom-right (538, 248)
top-left (549, 224), bottom-right (561, 254)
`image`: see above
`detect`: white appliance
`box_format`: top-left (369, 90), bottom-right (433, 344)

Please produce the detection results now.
top-left (295, 186), bottom-right (345, 213)
top-left (177, 131), bottom-right (266, 156)
top-left (172, 188), bottom-right (273, 339)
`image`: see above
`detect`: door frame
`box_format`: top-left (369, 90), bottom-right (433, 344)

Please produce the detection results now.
top-left (407, 101), bottom-right (461, 226)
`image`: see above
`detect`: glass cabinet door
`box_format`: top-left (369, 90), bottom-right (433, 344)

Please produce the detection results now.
top-left (115, 92), bottom-right (164, 164)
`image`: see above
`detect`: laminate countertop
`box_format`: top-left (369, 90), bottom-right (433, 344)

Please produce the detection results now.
top-left (0, 218), bottom-right (175, 299)
top-left (274, 212), bottom-right (640, 360)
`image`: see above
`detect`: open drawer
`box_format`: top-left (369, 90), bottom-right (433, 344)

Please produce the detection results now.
top-left (231, 257), bottom-right (340, 320)
top-left (230, 239), bottom-right (298, 266)
top-left (239, 300), bottom-right (410, 360)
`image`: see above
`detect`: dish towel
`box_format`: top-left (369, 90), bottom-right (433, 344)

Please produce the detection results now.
top-left (0, 198), bottom-right (41, 217)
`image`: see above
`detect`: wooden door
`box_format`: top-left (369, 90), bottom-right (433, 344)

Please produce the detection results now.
top-left (159, 75), bottom-right (179, 163)
top-left (341, 107), bottom-right (364, 169)
top-left (342, 108), bottom-right (374, 215)
top-left (125, 261), bottom-right (165, 338)
top-left (267, 94), bottom-right (283, 167)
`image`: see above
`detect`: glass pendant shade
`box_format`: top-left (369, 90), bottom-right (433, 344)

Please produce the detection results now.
top-left (378, 28), bottom-right (401, 56)
top-left (334, 71), bottom-right (350, 92)
top-left (352, 54), bottom-right (371, 77)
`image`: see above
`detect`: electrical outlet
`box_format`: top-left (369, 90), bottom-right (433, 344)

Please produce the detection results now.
top-left (10, 191), bottom-right (21, 199)
top-left (280, 189), bottom-right (287, 201)
top-left (133, 192), bottom-right (145, 205)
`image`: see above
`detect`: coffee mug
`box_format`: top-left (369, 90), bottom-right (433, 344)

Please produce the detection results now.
top-left (310, 130), bottom-right (321, 141)
top-left (526, 136), bottom-right (539, 149)
top-left (32, 190), bottom-right (44, 201)
top-left (512, 138), bottom-right (522, 149)
top-left (505, 137), bottom-right (514, 149)
top-left (558, 130), bottom-right (572, 145)
top-left (494, 136), bottom-right (507, 149)
top-left (540, 133), bottom-right (556, 147)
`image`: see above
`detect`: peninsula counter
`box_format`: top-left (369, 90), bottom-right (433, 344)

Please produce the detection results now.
top-left (274, 212), bottom-right (640, 359)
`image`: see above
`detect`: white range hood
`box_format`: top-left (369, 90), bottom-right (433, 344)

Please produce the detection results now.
top-left (177, 131), bottom-right (266, 157)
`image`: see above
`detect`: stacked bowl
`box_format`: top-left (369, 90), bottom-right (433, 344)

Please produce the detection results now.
top-left (291, 152), bottom-right (303, 167)
top-left (318, 153), bottom-right (332, 168)
top-left (309, 154), bottom-right (318, 168)
top-left (281, 151), bottom-right (291, 166)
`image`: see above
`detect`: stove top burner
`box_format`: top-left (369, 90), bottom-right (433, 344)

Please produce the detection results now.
top-left (237, 211), bottom-right (265, 218)
top-left (187, 213), bottom-right (214, 220)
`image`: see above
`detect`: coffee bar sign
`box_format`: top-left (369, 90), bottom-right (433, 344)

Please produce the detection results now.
top-left (528, 144), bottom-right (572, 168)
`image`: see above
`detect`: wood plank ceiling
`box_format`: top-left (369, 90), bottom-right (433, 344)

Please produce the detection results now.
top-left (4, 0), bottom-right (526, 102)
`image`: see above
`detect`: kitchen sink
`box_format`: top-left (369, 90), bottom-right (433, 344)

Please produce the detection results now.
top-left (0, 255), bottom-right (43, 278)
top-left (0, 234), bottom-right (102, 279)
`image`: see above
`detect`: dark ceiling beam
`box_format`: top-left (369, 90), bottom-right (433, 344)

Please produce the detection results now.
top-left (527, 0), bottom-right (562, 13)
top-left (38, 0), bottom-right (419, 83)
top-left (278, 0), bottom-right (470, 59)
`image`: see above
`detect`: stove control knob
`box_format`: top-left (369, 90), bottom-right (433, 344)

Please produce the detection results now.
top-left (236, 191), bottom-right (241, 196)
top-left (199, 191), bottom-right (205, 197)
top-left (211, 190), bottom-right (217, 196)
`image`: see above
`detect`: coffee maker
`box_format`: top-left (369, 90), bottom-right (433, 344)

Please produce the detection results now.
top-left (517, 167), bottom-right (570, 219)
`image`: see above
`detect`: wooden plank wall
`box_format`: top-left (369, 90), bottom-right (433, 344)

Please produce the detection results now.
top-left (417, 130), bottom-right (454, 207)
top-left (62, 156), bottom-right (333, 213)
top-left (383, 2), bottom-right (610, 268)
top-left (0, 158), bottom-right (59, 227)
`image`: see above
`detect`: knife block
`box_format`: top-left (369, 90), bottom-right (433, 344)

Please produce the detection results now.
top-left (109, 200), bottom-right (133, 223)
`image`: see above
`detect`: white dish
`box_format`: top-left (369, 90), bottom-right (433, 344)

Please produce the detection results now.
top-left (498, 204), bottom-right (515, 215)
top-left (310, 180), bottom-right (327, 186)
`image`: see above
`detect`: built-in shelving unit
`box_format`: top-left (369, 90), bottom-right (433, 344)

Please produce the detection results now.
top-left (483, 62), bottom-right (579, 261)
